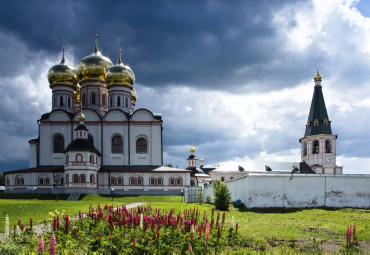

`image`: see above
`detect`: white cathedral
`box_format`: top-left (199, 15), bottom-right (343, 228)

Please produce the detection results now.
top-left (4, 35), bottom-right (191, 194)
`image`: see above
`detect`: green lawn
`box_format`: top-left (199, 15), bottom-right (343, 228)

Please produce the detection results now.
top-left (0, 195), bottom-right (369, 252)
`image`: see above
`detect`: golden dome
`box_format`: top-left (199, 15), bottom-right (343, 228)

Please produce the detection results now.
top-left (47, 49), bottom-right (78, 86)
top-left (131, 88), bottom-right (137, 104)
top-left (314, 69), bottom-right (322, 82)
top-left (190, 145), bottom-right (195, 153)
top-left (77, 34), bottom-right (113, 82)
top-left (78, 111), bottom-right (85, 121)
top-left (200, 157), bottom-right (204, 163)
top-left (105, 49), bottom-right (135, 87)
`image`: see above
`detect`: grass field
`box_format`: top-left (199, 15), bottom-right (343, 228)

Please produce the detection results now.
top-left (0, 194), bottom-right (369, 252)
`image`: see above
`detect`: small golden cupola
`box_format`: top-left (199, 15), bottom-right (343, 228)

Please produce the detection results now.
top-left (105, 49), bottom-right (135, 87)
top-left (190, 145), bottom-right (196, 154)
top-left (77, 34), bottom-right (113, 82)
top-left (314, 69), bottom-right (322, 82)
top-left (131, 88), bottom-right (137, 105)
top-left (47, 49), bottom-right (78, 87)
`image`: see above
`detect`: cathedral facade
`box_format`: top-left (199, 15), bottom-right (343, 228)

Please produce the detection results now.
top-left (4, 35), bottom-right (190, 194)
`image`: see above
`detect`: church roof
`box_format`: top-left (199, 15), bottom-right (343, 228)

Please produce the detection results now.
top-left (64, 139), bottom-right (101, 155)
top-left (305, 83), bottom-right (332, 136)
top-left (99, 165), bottom-right (190, 173)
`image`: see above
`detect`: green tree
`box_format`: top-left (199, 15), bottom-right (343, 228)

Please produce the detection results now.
top-left (212, 180), bottom-right (232, 211)
top-left (165, 163), bottom-right (173, 167)
top-left (0, 173), bottom-right (4, 186)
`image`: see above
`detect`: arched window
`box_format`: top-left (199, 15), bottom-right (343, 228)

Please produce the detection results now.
top-left (76, 154), bottom-right (83, 162)
top-left (90, 174), bottom-right (94, 183)
top-left (6, 178), bottom-right (10, 186)
top-left (66, 174), bottom-right (69, 183)
top-left (102, 94), bottom-right (107, 106)
top-left (149, 178), bottom-right (156, 186)
top-left (117, 96), bottom-right (121, 106)
top-left (96, 156), bottom-right (98, 165)
top-left (176, 178), bottom-right (183, 185)
top-left (221, 177), bottom-right (225, 182)
top-left (313, 140), bottom-right (319, 154)
top-left (53, 96), bottom-right (56, 107)
top-left (53, 135), bottom-right (64, 153)
top-left (15, 175), bottom-right (24, 185)
top-left (137, 177), bottom-right (143, 185)
top-left (112, 135), bottom-right (123, 154)
top-left (117, 178), bottom-right (123, 185)
top-left (66, 155), bottom-right (69, 164)
top-left (110, 96), bottom-right (113, 107)
top-left (90, 155), bottom-right (94, 164)
top-left (110, 178), bottom-right (116, 185)
top-left (130, 177), bottom-right (136, 185)
top-left (325, 140), bottom-right (332, 153)
top-left (323, 119), bottom-right (329, 126)
top-left (157, 178), bottom-right (163, 186)
top-left (169, 178), bottom-right (175, 186)
top-left (190, 180), bottom-right (195, 186)
top-left (91, 92), bottom-right (96, 105)
top-left (82, 93), bottom-right (86, 106)
top-left (136, 138), bottom-right (147, 154)
top-left (60, 95), bottom-right (64, 106)
top-left (73, 174), bottom-right (79, 183)
top-left (125, 97), bottom-right (128, 107)
top-left (80, 174), bottom-right (86, 183)
top-left (314, 119), bottom-right (319, 127)
top-left (303, 142), bottom-right (307, 156)
top-left (68, 97), bottom-right (71, 107)
top-left (39, 178), bottom-right (44, 185)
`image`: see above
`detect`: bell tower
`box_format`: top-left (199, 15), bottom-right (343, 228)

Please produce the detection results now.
top-left (299, 70), bottom-right (343, 174)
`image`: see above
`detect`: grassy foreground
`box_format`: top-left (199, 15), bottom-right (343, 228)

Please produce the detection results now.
top-left (0, 195), bottom-right (369, 252)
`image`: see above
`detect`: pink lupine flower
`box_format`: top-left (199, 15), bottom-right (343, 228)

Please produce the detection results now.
top-left (56, 216), bottom-right (60, 231)
top-left (236, 223), bottom-right (239, 233)
top-left (133, 237), bottom-right (137, 247)
top-left (98, 235), bottom-right (102, 240)
top-left (217, 225), bottom-right (221, 238)
top-left (188, 244), bottom-right (193, 253)
top-left (30, 218), bottom-right (33, 231)
top-left (190, 232), bottom-right (194, 241)
top-left (50, 233), bottom-right (56, 255)
top-left (65, 215), bottom-right (69, 234)
top-left (205, 223), bottom-right (210, 247)
top-left (38, 236), bottom-right (44, 254)
top-left (222, 212), bottom-right (226, 225)
top-left (18, 217), bottom-right (21, 226)
top-left (20, 224), bottom-right (24, 231)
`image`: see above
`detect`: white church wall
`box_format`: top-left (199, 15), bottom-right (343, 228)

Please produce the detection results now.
top-left (103, 124), bottom-right (127, 165)
top-left (130, 126), bottom-right (152, 165)
top-left (29, 143), bottom-right (37, 168)
top-left (151, 125), bottom-right (162, 165)
top-left (203, 174), bottom-right (370, 208)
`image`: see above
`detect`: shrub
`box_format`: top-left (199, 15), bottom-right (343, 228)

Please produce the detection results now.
top-left (206, 194), bottom-right (213, 204)
top-left (212, 180), bottom-right (231, 211)
top-left (198, 191), bottom-right (204, 204)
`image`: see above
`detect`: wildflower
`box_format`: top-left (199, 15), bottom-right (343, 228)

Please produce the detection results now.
top-left (30, 218), bottom-right (33, 231)
top-left (20, 224), bottom-right (24, 231)
top-left (56, 216), bottom-right (60, 231)
top-left (65, 215), bottom-right (69, 235)
top-left (236, 223), bottom-right (239, 233)
top-left (18, 218), bottom-right (21, 226)
top-left (205, 223), bottom-right (210, 247)
top-left (188, 244), bottom-right (193, 253)
top-left (109, 236), bottom-right (112, 241)
top-left (133, 237), bottom-right (137, 247)
top-left (38, 236), bottom-right (45, 254)
top-left (231, 216), bottom-right (234, 229)
top-left (49, 212), bottom-right (54, 218)
top-left (98, 235), bottom-right (102, 240)
top-left (217, 225), bottom-right (221, 238)
top-left (50, 233), bottom-right (56, 255)
top-left (140, 213), bottom-right (144, 230)
top-left (54, 210), bottom-right (59, 215)
top-left (222, 212), bottom-right (226, 225)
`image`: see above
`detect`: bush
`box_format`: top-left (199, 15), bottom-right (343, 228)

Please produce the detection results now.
top-left (212, 180), bottom-right (231, 211)
top-left (206, 194), bottom-right (213, 204)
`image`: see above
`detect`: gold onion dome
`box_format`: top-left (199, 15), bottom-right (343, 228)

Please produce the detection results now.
top-left (131, 88), bottom-right (137, 104)
top-left (200, 157), bottom-right (204, 163)
top-left (77, 34), bottom-right (113, 82)
top-left (314, 69), bottom-right (322, 82)
top-left (105, 49), bottom-right (135, 87)
top-left (190, 145), bottom-right (196, 153)
top-left (47, 49), bottom-right (78, 86)
top-left (78, 111), bottom-right (86, 121)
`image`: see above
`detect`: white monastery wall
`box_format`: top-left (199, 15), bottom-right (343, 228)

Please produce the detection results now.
top-left (203, 174), bottom-right (370, 208)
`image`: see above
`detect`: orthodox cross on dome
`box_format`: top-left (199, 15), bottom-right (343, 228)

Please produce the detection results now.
top-left (61, 37), bottom-right (66, 64)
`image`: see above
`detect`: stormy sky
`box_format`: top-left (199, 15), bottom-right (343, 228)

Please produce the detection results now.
top-left (0, 0), bottom-right (369, 173)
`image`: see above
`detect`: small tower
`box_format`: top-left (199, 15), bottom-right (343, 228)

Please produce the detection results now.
top-left (64, 111), bottom-right (101, 191)
top-left (47, 48), bottom-right (78, 113)
top-left (105, 49), bottom-right (136, 113)
top-left (299, 70), bottom-right (343, 174)
top-left (187, 144), bottom-right (198, 169)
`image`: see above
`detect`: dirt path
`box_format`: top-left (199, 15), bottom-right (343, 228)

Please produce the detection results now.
top-left (0, 202), bottom-right (146, 243)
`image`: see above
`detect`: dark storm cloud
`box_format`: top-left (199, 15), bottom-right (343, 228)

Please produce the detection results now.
top-left (0, 0), bottom-right (306, 90)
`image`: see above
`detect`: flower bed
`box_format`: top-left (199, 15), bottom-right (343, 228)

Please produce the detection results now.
top-left (1, 204), bottom-right (240, 254)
